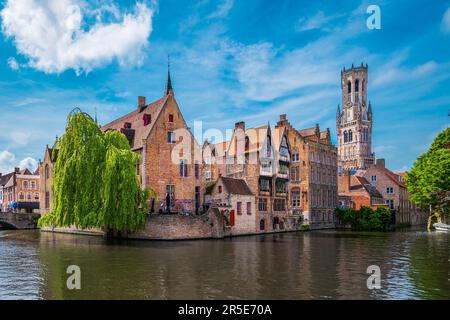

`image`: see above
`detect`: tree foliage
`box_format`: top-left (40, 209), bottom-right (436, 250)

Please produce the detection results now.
top-left (39, 110), bottom-right (150, 232)
top-left (406, 127), bottom-right (450, 225)
top-left (335, 206), bottom-right (392, 231)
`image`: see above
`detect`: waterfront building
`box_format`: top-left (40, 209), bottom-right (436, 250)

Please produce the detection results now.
top-left (102, 68), bottom-right (205, 214)
top-left (336, 63), bottom-right (375, 172)
top-left (359, 159), bottom-right (427, 225)
top-left (338, 170), bottom-right (385, 210)
top-left (221, 121), bottom-right (295, 231)
top-left (276, 114), bottom-right (338, 228)
top-left (0, 167), bottom-right (40, 213)
top-left (205, 176), bottom-right (256, 234)
top-left (39, 144), bottom-right (59, 214)
top-left (202, 140), bottom-right (227, 183)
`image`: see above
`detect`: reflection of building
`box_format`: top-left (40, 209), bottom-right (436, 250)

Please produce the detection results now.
top-left (39, 144), bottom-right (58, 214)
top-left (205, 176), bottom-right (256, 234)
top-left (276, 115), bottom-right (338, 228)
top-left (337, 64), bottom-right (375, 171)
top-left (338, 170), bottom-right (385, 210)
top-left (101, 68), bottom-right (205, 214)
top-left (0, 167), bottom-right (40, 213)
top-left (360, 159), bottom-right (427, 225)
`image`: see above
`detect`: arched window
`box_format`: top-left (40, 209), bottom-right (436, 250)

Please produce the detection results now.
top-left (362, 79), bottom-right (365, 92)
top-left (260, 219), bottom-right (265, 231)
top-left (344, 130), bottom-right (348, 143)
top-left (347, 81), bottom-right (351, 94)
top-left (27, 192), bottom-right (32, 200)
top-left (355, 79), bottom-right (359, 92)
top-left (45, 165), bottom-right (49, 180)
top-left (19, 192), bottom-right (24, 200)
top-left (245, 136), bottom-right (250, 152)
top-left (349, 130), bottom-right (353, 142)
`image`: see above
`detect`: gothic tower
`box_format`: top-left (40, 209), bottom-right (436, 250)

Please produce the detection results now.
top-left (336, 63), bottom-right (375, 172)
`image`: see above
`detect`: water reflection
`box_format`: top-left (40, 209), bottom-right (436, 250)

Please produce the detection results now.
top-left (0, 228), bottom-right (448, 299)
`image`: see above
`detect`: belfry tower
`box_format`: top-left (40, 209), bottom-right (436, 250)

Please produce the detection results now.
top-left (336, 63), bottom-right (375, 172)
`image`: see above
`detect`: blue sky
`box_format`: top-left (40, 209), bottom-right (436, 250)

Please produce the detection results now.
top-left (0, 0), bottom-right (449, 173)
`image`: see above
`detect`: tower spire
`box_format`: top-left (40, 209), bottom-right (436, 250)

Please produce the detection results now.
top-left (165, 55), bottom-right (173, 96)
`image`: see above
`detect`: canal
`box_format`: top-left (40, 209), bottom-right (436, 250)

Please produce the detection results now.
top-left (0, 228), bottom-right (449, 299)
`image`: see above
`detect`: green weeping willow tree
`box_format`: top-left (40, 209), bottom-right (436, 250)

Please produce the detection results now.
top-left (39, 109), bottom-right (150, 232)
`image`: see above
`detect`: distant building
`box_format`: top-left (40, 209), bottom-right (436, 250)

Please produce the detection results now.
top-left (205, 176), bottom-right (256, 234)
top-left (338, 170), bottom-right (385, 210)
top-left (336, 63), bottom-right (375, 171)
top-left (0, 168), bottom-right (40, 213)
top-left (276, 114), bottom-right (338, 228)
top-left (360, 159), bottom-right (427, 225)
top-left (39, 144), bottom-right (59, 214)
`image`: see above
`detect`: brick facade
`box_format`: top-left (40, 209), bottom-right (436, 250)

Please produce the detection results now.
top-left (1, 168), bottom-right (40, 213)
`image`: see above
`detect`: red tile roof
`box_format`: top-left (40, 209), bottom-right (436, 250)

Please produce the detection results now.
top-left (101, 96), bottom-right (168, 150)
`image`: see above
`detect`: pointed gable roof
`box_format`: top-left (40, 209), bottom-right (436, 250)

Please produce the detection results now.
top-left (101, 95), bottom-right (169, 151)
top-left (219, 177), bottom-right (253, 196)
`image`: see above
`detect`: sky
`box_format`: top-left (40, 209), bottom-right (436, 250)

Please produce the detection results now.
top-left (0, 0), bottom-right (449, 174)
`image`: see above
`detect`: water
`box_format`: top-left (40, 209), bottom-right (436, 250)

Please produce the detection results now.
top-left (0, 228), bottom-right (449, 300)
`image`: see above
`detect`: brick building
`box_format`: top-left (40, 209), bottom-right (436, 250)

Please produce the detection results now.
top-left (213, 121), bottom-right (298, 232)
top-left (360, 159), bottom-right (427, 225)
top-left (39, 144), bottom-right (59, 214)
top-left (338, 171), bottom-right (384, 210)
top-left (336, 63), bottom-right (375, 171)
top-left (0, 168), bottom-right (40, 213)
top-left (102, 69), bottom-right (205, 214)
top-left (276, 114), bottom-right (338, 228)
top-left (205, 176), bottom-right (256, 234)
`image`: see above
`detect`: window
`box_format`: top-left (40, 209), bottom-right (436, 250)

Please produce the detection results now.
top-left (273, 199), bottom-right (286, 212)
top-left (124, 122), bottom-right (131, 129)
top-left (347, 81), bottom-right (351, 94)
top-left (292, 152), bottom-right (299, 162)
top-left (237, 202), bottom-right (242, 215)
top-left (194, 162), bottom-right (199, 179)
top-left (258, 198), bottom-right (268, 211)
top-left (386, 199), bottom-right (394, 209)
top-left (31, 181), bottom-right (36, 190)
top-left (279, 161), bottom-right (288, 175)
top-left (260, 219), bottom-right (265, 231)
top-left (179, 159), bottom-right (188, 177)
top-left (344, 131), bottom-right (348, 143)
top-left (387, 187), bottom-right (394, 194)
top-left (23, 181), bottom-right (29, 190)
top-left (292, 191), bottom-right (301, 208)
top-left (259, 178), bottom-right (271, 193)
top-left (167, 131), bottom-right (175, 143)
top-left (27, 193), bottom-right (32, 200)
top-left (45, 165), bottom-right (49, 180)
top-left (218, 185), bottom-right (222, 194)
top-left (19, 192), bottom-right (25, 200)
top-left (348, 130), bottom-right (353, 142)
top-left (355, 79), bottom-right (359, 92)
top-left (275, 179), bottom-right (287, 193)
top-left (247, 202), bottom-right (251, 215)
top-left (136, 158), bottom-right (140, 176)
top-left (45, 192), bottom-right (50, 209)
top-left (143, 114), bottom-right (151, 126)
top-left (34, 193), bottom-right (39, 200)
top-left (168, 114), bottom-right (174, 123)
top-left (266, 135), bottom-right (271, 157)
top-left (290, 166), bottom-right (299, 182)
top-left (371, 175), bottom-right (377, 182)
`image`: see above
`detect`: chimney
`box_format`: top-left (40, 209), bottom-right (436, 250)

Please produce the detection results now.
top-left (235, 121), bottom-right (245, 132)
top-left (138, 96), bottom-right (146, 112)
top-left (376, 158), bottom-right (385, 169)
top-left (279, 114), bottom-right (287, 122)
top-left (14, 167), bottom-right (20, 173)
top-left (343, 170), bottom-right (351, 193)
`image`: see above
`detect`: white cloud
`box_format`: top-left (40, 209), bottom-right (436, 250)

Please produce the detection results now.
top-left (442, 8), bottom-right (450, 34)
top-left (19, 157), bottom-right (39, 172)
top-left (10, 131), bottom-right (31, 147)
top-left (7, 57), bottom-right (19, 70)
top-left (295, 11), bottom-right (345, 32)
top-left (1, 0), bottom-right (154, 74)
top-left (207, 0), bottom-right (234, 19)
top-left (0, 150), bottom-right (15, 174)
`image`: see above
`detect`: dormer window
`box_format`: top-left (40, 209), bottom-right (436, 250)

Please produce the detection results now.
top-left (143, 114), bottom-right (151, 126)
top-left (168, 114), bottom-right (174, 123)
top-left (124, 122), bottom-right (132, 129)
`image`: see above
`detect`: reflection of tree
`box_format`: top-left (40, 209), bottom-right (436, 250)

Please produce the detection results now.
top-left (408, 233), bottom-right (450, 299)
